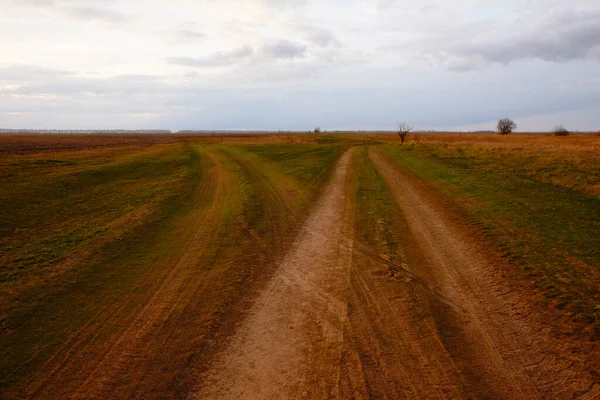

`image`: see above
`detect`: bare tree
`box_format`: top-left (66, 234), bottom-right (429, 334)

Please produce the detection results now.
top-left (314, 127), bottom-right (321, 134)
top-left (397, 122), bottom-right (413, 144)
top-left (553, 125), bottom-right (569, 136)
top-left (497, 118), bottom-right (517, 134)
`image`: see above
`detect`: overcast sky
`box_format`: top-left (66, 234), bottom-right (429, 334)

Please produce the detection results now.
top-left (1, 0), bottom-right (599, 131)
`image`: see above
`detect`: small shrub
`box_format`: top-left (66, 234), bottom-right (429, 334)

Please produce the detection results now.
top-left (553, 125), bottom-right (570, 136)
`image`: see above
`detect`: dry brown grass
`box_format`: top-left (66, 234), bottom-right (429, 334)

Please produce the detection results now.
top-left (369, 133), bottom-right (600, 197)
top-left (371, 132), bottom-right (600, 150)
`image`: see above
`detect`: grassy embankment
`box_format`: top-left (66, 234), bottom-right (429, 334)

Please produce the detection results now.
top-left (379, 141), bottom-right (600, 340)
top-left (0, 139), bottom-right (347, 397)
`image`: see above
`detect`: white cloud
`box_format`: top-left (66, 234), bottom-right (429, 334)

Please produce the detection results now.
top-left (259, 39), bottom-right (307, 60)
top-left (0, 0), bottom-right (599, 129)
top-left (167, 45), bottom-right (255, 68)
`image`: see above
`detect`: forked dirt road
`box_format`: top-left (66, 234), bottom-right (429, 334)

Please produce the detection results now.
top-left (195, 148), bottom-right (599, 399)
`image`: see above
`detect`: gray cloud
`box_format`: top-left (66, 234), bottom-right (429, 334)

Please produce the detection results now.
top-left (451, 9), bottom-right (600, 67)
top-left (6, 0), bottom-right (130, 23)
top-left (2, 62), bottom-right (600, 131)
top-left (0, 64), bottom-right (73, 83)
top-left (155, 28), bottom-right (207, 45)
top-left (1, 68), bottom-right (173, 96)
top-left (167, 45), bottom-right (254, 68)
top-left (171, 29), bottom-right (206, 41)
top-left (259, 39), bottom-right (307, 59)
top-left (64, 6), bottom-right (129, 23)
top-left (302, 26), bottom-right (340, 47)
top-left (167, 40), bottom-right (307, 69)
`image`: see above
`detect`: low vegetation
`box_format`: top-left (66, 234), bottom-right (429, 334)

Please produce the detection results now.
top-left (553, 124), bottom-right (570, 136)
top-left (380, 140), bottom-right (600, 340)
top-left (0, 137), bottom-right (348, 397)
top-left (0, 144), bottom-right (193, 287)
top-left (1, 133), bottom-right (598, 397)
top-left (352, 147), bottom-right (409, 275)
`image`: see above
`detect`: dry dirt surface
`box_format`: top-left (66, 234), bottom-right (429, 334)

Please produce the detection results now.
top-left (194, 150), bottom-right (356, 399)
top-left (194, 147), bottom-right (599, 399)
top-left (9, 140), bottom-right (598, 399)
top-left (365, 148), bottom-right (599, 399)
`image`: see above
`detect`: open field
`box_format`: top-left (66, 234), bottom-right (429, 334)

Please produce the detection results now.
top-left (1, 133), bottom-right (599, 398)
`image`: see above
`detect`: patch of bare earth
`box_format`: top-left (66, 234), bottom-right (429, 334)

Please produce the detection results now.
top-left (193, 150), bottom-right (356, 399)
top-left (368, 148), bottom-right (600, 399)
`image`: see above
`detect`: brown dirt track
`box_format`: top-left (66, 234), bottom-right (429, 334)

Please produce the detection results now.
top-left (4, 138), bottom-right (599, 399)
top-left (193, 148), bottom-right (599, 399)
top-left (10, 145), bottom-right (307, 399)
top-left (194, 150), bottom-right (355, 399)
top-left (365, 149), bottom-right (599, 399)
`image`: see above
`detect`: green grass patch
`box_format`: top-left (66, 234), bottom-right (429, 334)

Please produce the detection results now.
top-left (213, 144), bottom-right (346, 256)
top-left (0, 143), bottom-right (206, 389)
top-left (353, 147), bottom-right (409, 275)
top-left (380, 143), bottom-right (600, 339)
top-left (235, 143), bottom-right (346, 189)
top-left (0, 144), bottom-right (191, 284)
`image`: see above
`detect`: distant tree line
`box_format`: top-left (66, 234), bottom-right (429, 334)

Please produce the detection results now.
top-left (0, 125), bottom-right (588, 136)
top-left (0, 129), bottom-right (172, 134)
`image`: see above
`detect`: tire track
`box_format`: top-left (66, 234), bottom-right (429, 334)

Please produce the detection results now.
top-left (340, 244), bottom-right (469, 399)
top-left (193, 149), bottom-right (355, 399)
top-left (112, 146), bottom-right (331, 399)
top-left (21, 149), bottom-right (231, 399)
top-left (338, 147), bottom-right (468, 399)
top-left (369, 147), bottom-right (600, 399)
top-left (217, 147), bottom-right (305, 258)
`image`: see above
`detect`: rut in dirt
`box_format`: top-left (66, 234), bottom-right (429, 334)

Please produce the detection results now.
top-left (19, 150), bottom-right (232, 399)
top-left (368, 147), bottom-right (600, 399)
top-left (195, 147), bottom-right (599, 399)
top-left (193, 150), bottom-right (355, 399)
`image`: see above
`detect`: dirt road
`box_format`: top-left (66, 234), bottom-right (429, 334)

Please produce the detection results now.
top-left (195, 147), bottom-right (598, 399)
top-left (194, 150), bottom-right (355, 399)
top-left (365, 148), bottom-right (599, 399)
top-left (11, 143), bottom-right (598, 399)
